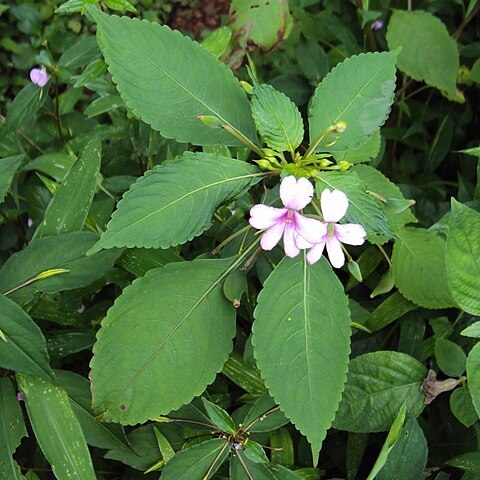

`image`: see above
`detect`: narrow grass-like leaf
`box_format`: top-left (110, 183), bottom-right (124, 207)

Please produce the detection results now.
top-left (88, 6), bottom-right (257, 146)
top-left (0, 377), bottom-right (27, 480)
top-left (34, 137), bottom-right (101, 238)
top-left (90, 258), bottom-right (237, 424)
top-left (253, 255), bottom-right (351, 460)
top-left (16, 373), bottom-right (96, 480)
top-left (309, 51), bottom-right (396, 152)
top-left (90, 152), bottom-right (259, 252)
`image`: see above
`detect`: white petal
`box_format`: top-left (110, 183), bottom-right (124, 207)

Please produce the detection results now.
top-left (321, 189), bottom-right (349, 223)
top-left (283, 224), bottom-right (300, 258)
top-left (306, 241), bottom-right (326, 264)
top-left (294, 233), bottom-right (313, 250)
top-left (326, 237), bottom-right (345, 268)
top-left (335, 223), bottom-right (367, 246)
top-left (260, 222), bottom-right (285, 251)
top-left (249, 204), bottom-right (286, 230)
top-left (294, 212), bottom-right (327, 244)
top-left (280, 176), bottom-right (314, 210)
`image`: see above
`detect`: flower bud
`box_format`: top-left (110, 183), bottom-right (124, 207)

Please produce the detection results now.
top-left (197, 115), bottom-right (222, 127)
top-left (240, 80), bottom-right (254, 95)
top-left (335, 121), bottom-right (347, 133)
top-left (338, 161), bottom-right (351, 171)
top-left (256, 159), bottom-right (274, 170)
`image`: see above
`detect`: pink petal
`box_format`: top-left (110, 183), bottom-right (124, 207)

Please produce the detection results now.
top-left (326, 237), bottom-right (345, 268)
top-left (30, 68), bottom-right (48, 87)
top-left (280, 176), bottom-right (314, 210)
top-left (306, 241), bottom-right (325, 264)
top-left (321, 189), bottom-right (349, 223)
top-left (294, 212), bottom-right (327, 244)
top-left (294, 233), bottom-right (313, 250)
top-left (249, 205), bottom-right (286, 230)
top-left (335, 223), bottom-right (367, 246)
top-left (260, 222), bottom-right (285, 251)
top-left (283, 224), bottom-right (300, 258)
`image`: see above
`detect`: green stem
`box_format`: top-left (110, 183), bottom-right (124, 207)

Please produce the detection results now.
top-left (222, 124), bottom-right (265, 159)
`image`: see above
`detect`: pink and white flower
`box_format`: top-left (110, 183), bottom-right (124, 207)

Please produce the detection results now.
top-left (30, 67), bottom-right (48, 87)
top-left (299, 189), bottom-right (366, 268)
top-left (249, 176), bottom-right (326, 258)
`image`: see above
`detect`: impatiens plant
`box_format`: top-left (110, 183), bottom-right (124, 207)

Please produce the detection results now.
top-left (1, 0), bottom-right (480, 479)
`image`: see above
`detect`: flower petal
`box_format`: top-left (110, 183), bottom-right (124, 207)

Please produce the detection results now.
top-left (283, 224), bottom-right (300, 258)
top-left (249, 204), bottom-right (286, 230)
top-left (321, 189), bottom-right (349, 223)
top-left (326, 237), bottom-right (345, 268)
top-left (294, 212), bottom-right (327, 244)
top-left (335, 223), bottom-right (367, 246)
top-left (260, 221), bottom-right (285, 251)
top-left (306, 241), bottom-right (326, 265)
top-left (280, 176), bottom-right (314, 210)
top-left (294, 233), bottom-right (313, 250)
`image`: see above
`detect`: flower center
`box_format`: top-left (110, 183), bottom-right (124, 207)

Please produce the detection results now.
top-left (327, 222), bottom-right (336, 237)
top-left (284, 210), bottom-right (295, 224)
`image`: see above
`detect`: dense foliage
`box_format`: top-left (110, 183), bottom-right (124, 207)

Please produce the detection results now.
top-left (1, 0), bottom-right (480, 479)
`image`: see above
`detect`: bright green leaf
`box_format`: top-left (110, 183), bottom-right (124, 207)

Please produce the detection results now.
top-left (435, 338), bottom-right (466, 377)
top-left (202, 397), bottom-right (236, 434)
top-left (450, 386), bottom-right (478, 427)
top-left (466, 343), bottom-right (480, 418)
top-left (5, 83), bottom-right (48, 132)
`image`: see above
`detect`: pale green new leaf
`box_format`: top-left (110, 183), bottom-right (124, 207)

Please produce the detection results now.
top-left (34, 137), bottom-right (101, 238)
top-left (90, 258), bottom-right (237, 424)
top-left (90, 152), bottom-right (259, 252)
top-left (251, 82), bottom-right (304, 153)
top-left (392, 227), bottom-right (456, 309)
top-left (88, 6), bottom-right (257, 146)
top-left (387, 10), bottom-right (460, 101)
top-left (0, 377), bottom-right (27, 480)
top-left (333, 351), bottom-right (427, 432)
top-left (0, 155), bottom-right (23, 204)
top-left (0, 232), bottom-right (120, 304)
top-left (161, 439), bottom-right (229, 480)
top-left (253, 255), bottom-right (351, 460)
top-left (309, 51), bottom-right (396, 152)
top-left (446, 199), bottom-right (480, 316)
top-left (16, 373), bottom-right (96, 480)
top-left (0, 295), bottom-right (54, 380)
top-left (315, 170), bottom-right (392, 240)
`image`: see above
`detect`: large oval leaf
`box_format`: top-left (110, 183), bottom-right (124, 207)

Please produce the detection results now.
top-left (446, 199), bottom-right (480, 316)
top-left (466, 343), bottom-right (480, 419)
top-left (88, 6), bottom-right (257, 146)
top-left (392, 227), bottom-right (456, 309)
top-left (253, 255), bottom-right (351, 460)
top-left (16, 373), bottom-right (96, 480)
top-left (0, 294), bottom-right (54, 380)
top-left (89, 152), bottom-right (259, 252)
top-left (333, 351), bottom-right (427, 433)
top-left (309, 51), bottom-right (396, 152)
top-left (90, 258), bottom-right (237, 424)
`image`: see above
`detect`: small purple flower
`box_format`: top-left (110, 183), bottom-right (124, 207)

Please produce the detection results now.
top-left (249, 176), bottom-right (326, 258)
top-left (298, 189), bottom-right (366, 268)
top-left (30, 67), bottom-right (49, 87)
top-left (371, 20), bottom-right (384, 31)
top-left (17, 392), bottom-right (24, 402)
top-left (27, 218), bottom-right (33, 228)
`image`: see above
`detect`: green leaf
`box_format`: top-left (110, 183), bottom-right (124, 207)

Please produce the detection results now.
top-left (55, 370), bottom-right (131, 452)
top-left (446, 451), bottom-right (480, 473)
top-left (5, 83), bottom-right (48, 132)
top-left (202, 397), bottom-right (236, 434)
top-left (34, 137), bottom-right (101, 238)
top-left (84, 94), bottom-right (124, 118)
top-left (251, 82), bottom-right (304, 153)
top-left (296, 36), bottom-right (329, 85)
top-left (0, 294), bottom-right (54, 380)
top-left (90, 152), bottom-right (259, 252)
top-left (392, 227), bottom-right (456, 309)
top-left (461, 322), bottom-right (480, 338)
top-left (353, 165), bottom-right (416, 243)
top-left (58, 36), bottom-right (100, 69)
top-left (90, 258), bottom-right (237, 424)
top-left (229, 0), bottom-right (291, 52)
top-left (253, 255), bottom-right (351, 459)
top-left (366, 403), bottom-right (406, 480)
top-left (333, 132), bottom-right (381, 165)
top-left (446, 200), bottom-right (480, 316)
top-left (16, 373), bottom-right (96, 480)
top-left (55, 0), bottom-right (83, 14)
top-left (244, 440), bottom-right (268, 463)
top-left (0, 377), bottom-right (27, 480)
top-left (0, 232), bottom-right (121, 304)
top-left (73, 59), bottom-right (106, 88)
top-left (88, 6), bottom-right (257, 146)
top-left (221, 352), bottom-right (265, 395)
top-left (201, 26), bottom-right (232, 58)
top-left (23, 153), bottom-right (76, 181)
top-left (333, 351), bottom-right (427, 433)
top-left (161, 439), bottom-right (229, 480)
top-left (309, 51), bottom-right (396, 152)
top-left (230, 455), bottom-right (303, 479)
top-left (315, 170), bottom-right (392, 240)
top-left (466, 343), bottom-right (480, 418)
top-left (117, 247), bottom-right (183, 276)
top-left (435, 338), bottom-right (466, 377)
top-left (376, 416), bottom-right (427, 480)
top-left (270, 428), bottom-right (294, 466)
top-left (450, 386), bottom-right (478, 427)
top-left (242, 391), bottom-right (289, 433)
top-left (0, 154), bottom-right (23, 204)
top-left (104, 0), bottom-right (136, 12)
top-left (386, 10), bottom-right (460, 100)
top-left (223, 271), bottom-right (247, 307)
